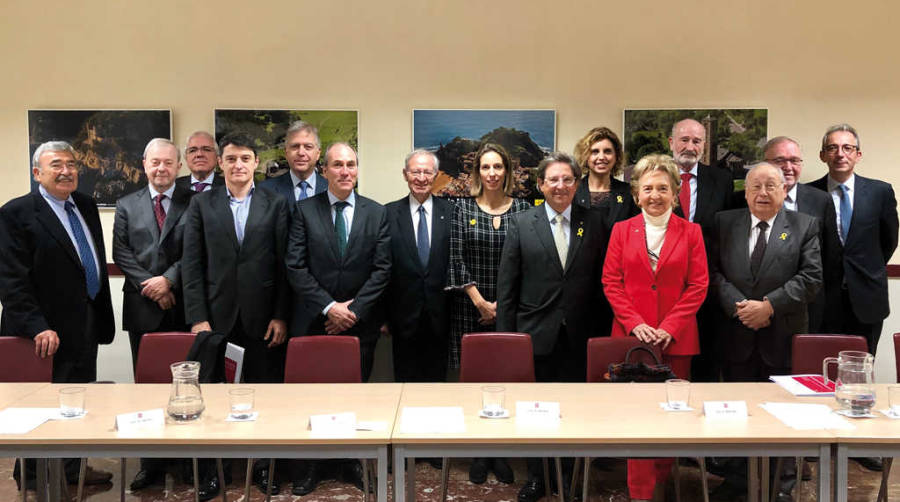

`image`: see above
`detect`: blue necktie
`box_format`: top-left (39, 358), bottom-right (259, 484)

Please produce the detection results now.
top-left (334, 201), bottom-right (349, 257)
top-left (297, 180), bottom-right (309, 201)
top-left (64, 201), bottom-right (100, 299)
top-left (416, 205), bottom-right (430, 266)
top-left (839, 184), bottom-right (852, 241)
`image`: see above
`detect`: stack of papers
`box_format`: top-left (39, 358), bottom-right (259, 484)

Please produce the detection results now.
top-left (770, 374), bottom-right (835, 396)
top-left (399, 407), bottom-right (465, 434)
top-left (0, 408), bottom-right (62, 434)
top-left (760, 402), bottom-right (854, 430)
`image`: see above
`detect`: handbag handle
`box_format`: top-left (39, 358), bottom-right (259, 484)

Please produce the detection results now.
top-left (623, 345), bottom-right (662, 366)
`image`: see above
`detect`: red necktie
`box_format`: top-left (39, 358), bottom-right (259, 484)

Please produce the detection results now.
top-left (679, 172), bottom-right (692, 221)
top-left (153, 194), bottom-right (166, 231)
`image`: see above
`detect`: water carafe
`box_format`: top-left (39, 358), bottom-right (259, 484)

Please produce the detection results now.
top-left (167, 361), bottom-right (205, 421)
top-left (823, 350), bottom-right (875, 416)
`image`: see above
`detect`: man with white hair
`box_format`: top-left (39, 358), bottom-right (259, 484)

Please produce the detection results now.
top-left (176, 131), bottom-right (225, 192)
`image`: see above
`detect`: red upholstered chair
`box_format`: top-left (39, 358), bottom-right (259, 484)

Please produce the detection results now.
top-left (134, 332), bottom-right (197, 384)
top-left (459, 332), bottom-right (535, 382)
top-left (0, 336), bottom-right (52, 382)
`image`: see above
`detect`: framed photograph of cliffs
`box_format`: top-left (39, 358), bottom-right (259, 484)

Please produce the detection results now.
top-left (412, 109), bottom-right (556, 201)
top-left (27, 109), bottom-right (172, 206)
top-left (214, 109), bottom-right (358, 181)
top-left (622, 108), bottom-right (768, 190)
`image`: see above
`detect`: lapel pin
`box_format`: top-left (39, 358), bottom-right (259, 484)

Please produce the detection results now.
top-left (617, 195), bottom-right (623, 203)
top-left (780, 232), bottom-right (787, 240)
top-left (577, 227), bottom-right (584, 237)
top-left (469, 218), bottom-right (476, 226)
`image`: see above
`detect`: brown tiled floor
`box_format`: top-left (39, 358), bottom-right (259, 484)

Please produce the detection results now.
top-left (0, 456), bottom-right (893, 501)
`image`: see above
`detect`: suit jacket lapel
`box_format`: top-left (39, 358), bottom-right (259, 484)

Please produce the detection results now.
top-left (429, 198), bottom-right (450, 268)
top-left (564, 205), bottom-right (586, 275)
top-left (655, 214), bottom-right (684, 271)
top-left (160, 187), bottom-right (190, 242)
top-left (752, 211), bottom-right (788, 287)
top-left (730, 210), bottom-right (753, 283)
top-left (33, 192), bottom-right (81, 267)
top-left (316, 194), bottom-right (341, 261)
top-left (241, 188), bottom-right (269, 251)
top-left (211, 188), bottom-right (240, 252)
top-left (533, 207), bottom-right (564, 275)
top-left (395, 198), bottom-right (422, 272)
top-left (694, 165), bottom-right (711, 223)
top-left (848, 176), bottom-right (868, 240)
top-left (139, 188), bottom-right (161, 243)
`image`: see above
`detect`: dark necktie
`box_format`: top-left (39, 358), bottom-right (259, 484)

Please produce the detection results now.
top-left (679, 172), bottom-right (692, 221)
top-left (153, 194), bottom-right (166, 231)
top-left (297, 180), bottom-right (309, 201)
top-left (416, 205), bottom-right (430, 266)
top-left (192, 181), bottom-right (210, 193)
top-left (750, 220), bottom-right (769, 278)
top-left (64, 201), bottom-right (100, 299)
top-left (334, 201), bottom-right (349, 257)
top-left (839, 184), bottom-right (852, 241)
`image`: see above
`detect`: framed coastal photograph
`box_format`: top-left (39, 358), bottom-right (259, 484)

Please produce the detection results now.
top-left (412, 109), bottom-right (556, 201)
top-left (214, 109), bottom-right (358, 181)
top-left (622, 108), bottom-right (768, 190)
top-left (27, 109), bottom-right (172, 206)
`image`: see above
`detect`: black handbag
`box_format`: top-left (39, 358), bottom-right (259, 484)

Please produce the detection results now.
top-left (606, 345), bottom-right (678, 383)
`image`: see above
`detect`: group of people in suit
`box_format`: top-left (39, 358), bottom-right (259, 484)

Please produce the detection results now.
top-left (0, 117), bottom-right (896, 502)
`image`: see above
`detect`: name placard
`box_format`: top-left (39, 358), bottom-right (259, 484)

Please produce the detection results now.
top-left (309, 412), bottom-right (356, 435)
top-left (703, 401), bottom-right (748, 420)
top-left (115, 408), bottom-right (165, 433)
top-left (515, 401), bottom-right (561, 427)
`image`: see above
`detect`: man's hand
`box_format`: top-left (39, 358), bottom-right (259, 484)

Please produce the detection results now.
top-left (736, 299), bottom-right (773, 330)
top-left (34, 330), bottom-right (59, 358)
top-left (325, 301), bottom-right (357, 334)
top-left (191, 321), bottom-right (212, 334)
top-left (631, 323), bottom-right (657, 344)
top-left (156, 292), bottom-right (176, 310)
top-left (264, 319), bottom-right (287, 347)
top-left (140, 276), bottom-right (171, 301)
top-left (476, 300), bottom-right (497, 325)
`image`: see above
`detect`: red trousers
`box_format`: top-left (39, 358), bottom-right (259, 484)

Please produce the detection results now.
top-left (627, 354), bottom-right (692, 499)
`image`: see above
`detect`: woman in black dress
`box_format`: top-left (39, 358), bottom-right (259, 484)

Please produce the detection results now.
top-left (573, 127), bottom-right (639, 229)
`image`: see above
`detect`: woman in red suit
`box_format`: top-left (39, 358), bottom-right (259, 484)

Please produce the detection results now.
top-left (602, 153), bottom-right (708, 502)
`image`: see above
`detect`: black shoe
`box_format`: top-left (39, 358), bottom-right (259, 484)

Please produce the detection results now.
top-left (424, 457), bottom-right (443, 469)
top-left (254, 468), bottom-right (281, 495)
top-left (492, 458), bottom-right (514, 484)
top-left (855, 457), bottom-right (884, 471)
top-left (710, 479), bottom-right (746, 502)
top-left (73, 466), bottom-right (113, 485)
top-left (292, 462), bottom-right (319, 496)
top-left (196, 477), bottom-right (220, 502)
top-left (518, 478), bottom-right (546, 502)
top-left (341, 461), bottom-right (365, 491)
top-left (469, 457), bottom-right (489, 484)
top-left (129, 469), bottom-right (163, 491)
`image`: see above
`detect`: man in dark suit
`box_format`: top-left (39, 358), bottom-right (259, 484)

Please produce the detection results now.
top-left (182, 133), bottom-right (290, 499)
top-left (112, 138), bottom-right (194, 491)
top-left (0, 140), bottom-right (114, 487)
top-left (175, 131), bottom-right (225, 193)
top-left (259, 120), bottom-right (328, 206)
top-left (285, 142), bottom-right (390, 496)
top-left (497, 152), bottom-right (608, 502)
top-left (384, 149), bottom-right (451, 382)
top-left (668, 118), bottom-right (734, 383)
top-left (809, 124), bottom-right (898, 354)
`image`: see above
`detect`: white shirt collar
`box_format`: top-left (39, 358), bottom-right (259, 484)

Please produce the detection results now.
top-left (409, 194), bottom-right (432, 214)
top-left (38, 184), bottom-right (73, 206)
top-left (750, 211), bottom-right (778, 230)
top-left (191, 171), bottom-right (216, 185)
top-left (827, 172), bottom-right (855, 192)
top-left (289, 169), bottom-right (316, 189)
top-left (327, 189), bottom-right (355, 207)
top-left (543, 202), bottom-right (572, 223)
top-left (148, 184), bottom-right (176, 200)
top-left (681, 163), bottom-right (699, 177)
top-left (785, 184), bottom-right (798, 203)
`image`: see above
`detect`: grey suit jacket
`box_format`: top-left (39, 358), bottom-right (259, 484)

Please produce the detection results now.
top-left (113, 185), bottom-right (193, 333)
top-left (711, 208), bottom-right (822, 368)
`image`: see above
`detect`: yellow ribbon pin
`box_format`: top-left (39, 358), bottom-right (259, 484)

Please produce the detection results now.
top-left (617, 195), bottom-right (623, 203)
top-left (780, 232), bottom-right (787, 240)
top-left (469, 218), bottom-right (477, 226)
top-left (577, 228), bottom-right (584, 237)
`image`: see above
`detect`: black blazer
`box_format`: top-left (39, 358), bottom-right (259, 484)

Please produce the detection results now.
top-left (0, 191), bottom-right (115, 356)
top-left (711, 208), bottom-right (822, 368)
top-left (674, 162), bottom-right (734, 249)
top-left (809, 174), bottom-right (898, 323)
top-left (286, 192), bottom-right (392, 341)
top-left (574, 176), bottom-right (639, 232)
top-left (113, 185), bottom-right (194, 333)
top-left (182, 185), bottom-right (290, 338)
top-left (258, 171), bottom-right (328, 207)
top-left (383, 196), bottom-right (452, 340)
top-left (175, 173), bottom-right (225, 192)
top-left (496, 203), bottom-right (609, 357)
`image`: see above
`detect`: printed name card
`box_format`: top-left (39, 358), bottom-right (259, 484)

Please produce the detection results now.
top-left (703, 401), bottom-right (748, 420)
top-left (515, 401), bottom-right (561, 427)
top-left (309, 412), bottom-right (356, 435)
top-left (115, 408), bottom-right (165, 433)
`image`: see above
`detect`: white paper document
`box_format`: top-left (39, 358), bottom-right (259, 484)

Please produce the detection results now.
top-left (515, 401), bottom-right (561, 427)
top-left (0, 408), bottom-right (57, 434)
top-left (398, 407), bottom-right (465, 434)
top-left (309, 412), bottom-right (356, 435)
top-left (759, 402), bottom-right (854, 430)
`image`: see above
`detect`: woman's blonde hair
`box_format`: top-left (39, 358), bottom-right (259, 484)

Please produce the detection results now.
top-left (629, 153), bottom-right (682, 207)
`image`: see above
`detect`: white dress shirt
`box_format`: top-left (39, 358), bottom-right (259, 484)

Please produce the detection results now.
top-left (290, 170), bottom-right (318, 200)
top-left (748, 212), bottom-right (777, 258)
top-left (681, 163), bottom-right (699, 222)
top-left (543, 202), bottom-right (572, 242)
top-left (409, 194), bottom-right (433, 246)
top-left (38, 185), bottom-right (101, 280)
top-left (783, 184), bottom-right (798, 212)
top-left (827, 173), bottom-right (855, 244)
top-left (148, 184), bottom-right (176, 214)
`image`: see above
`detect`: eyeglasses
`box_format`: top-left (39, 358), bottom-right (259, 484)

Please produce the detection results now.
top-left (186, 146), bottom-right (216, 154)
top-left (406, 170), bottom-right (435, 178)
top-left (46, 161), bottom-right (78, 172)
top-left (767, 157), bottom-right (803, 166)
top-left (747, 183), bottom-right (783, 193)
top-left (545, 177), bottom-right (577, 187)
top-left (823, 144), bottom-right (859, 155)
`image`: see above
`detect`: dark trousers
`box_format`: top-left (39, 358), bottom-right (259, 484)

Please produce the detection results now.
top-left (392, 317), bottom-right (447, 382)
top-left (836, 287), bottom-right (884, 354)
top-left (691, 301), bottom-right (722, 382)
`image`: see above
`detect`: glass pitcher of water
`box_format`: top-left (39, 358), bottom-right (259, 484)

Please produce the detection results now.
top-left (167, 361), bottom-right (205, 421)
top-left (823, 350), bottom-right (875, 416)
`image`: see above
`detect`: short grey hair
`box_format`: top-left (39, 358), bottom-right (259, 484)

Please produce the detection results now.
top-left (763, 136), bottom-right (801, 157)
top-left (821, 123), bottom-right (860, 151)
top-left (285, 121), bottom-right (321, 149)
top-left (536, 151), bottom-right (582, 180)
top-left (404, 149), bottom-right (439, 172)
top-left (324, 142), bottom-right (357, 164)
top-left (745, 161), bottom-right (787, 185)
top-left (32, 141), bottom-right (76, 169)
top-left (184, 131), bottom-right (219, 155)
top-left (143, 138), bottom-right (181, 162)
top-left (670, 118), bottom-right (706, 138)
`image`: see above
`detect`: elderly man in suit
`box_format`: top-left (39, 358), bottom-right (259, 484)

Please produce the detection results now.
top-left (497, 152), bottom-right (608, 502)
top-left (285, 142), bottom-right (390, 495)
top-left (175, 131), bottom-right (225, 193)
top-left (260, 120), bottom-right (328, 205)
top-left (182, 133), bottom-right (290, 499)
top-left (0, 140), bottom-right (114, 487)
top-left (809, 124), bottom-right (898, 353)
top-left (384, 149), bottom-right (451, 382)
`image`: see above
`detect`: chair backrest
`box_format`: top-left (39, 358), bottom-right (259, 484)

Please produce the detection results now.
top-left (460, 332), bottom-right (535, 383)
top-left (284, 336), bottom-right (361, 383)
top-left (0, 336), bottom-right (52, 382)
top-left (893, 333), bottom-right (900, 383)
top-left (135, 332), bottom-right (197, 384)
top-left (791, 334), bottom-right (869, 380)
top-left (586, 337), bottom-right (662, 383)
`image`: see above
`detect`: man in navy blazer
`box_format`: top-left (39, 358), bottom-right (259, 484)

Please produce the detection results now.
top-left (809, 124), bottom-right (898, 353)
top-left (259, 120), bottom-right (328, 207)
top-left (175, 131), bottom-right (225, 193)
top-left (384, 150), bottom-right (452, 382)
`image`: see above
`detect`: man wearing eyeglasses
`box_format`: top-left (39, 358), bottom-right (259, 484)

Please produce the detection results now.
top-left (809, 124), bottom-right (898, 355)
top-left (497, 152), bottom-right (608, 502)
top-left (175, 131), bottom-right (226, 193)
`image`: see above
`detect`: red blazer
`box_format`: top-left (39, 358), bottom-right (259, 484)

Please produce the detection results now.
top-left (602, 213), bottom-right (708, 356)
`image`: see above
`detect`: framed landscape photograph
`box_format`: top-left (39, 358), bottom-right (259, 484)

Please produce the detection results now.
top-left (214, 109), bottom-right (358, 180)
top-left (622, 108), bottom-right (768, 190)
top-left (412, 109), bottom-right (556, 201)
top-left (27, 109), bottom-right (172, 206)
